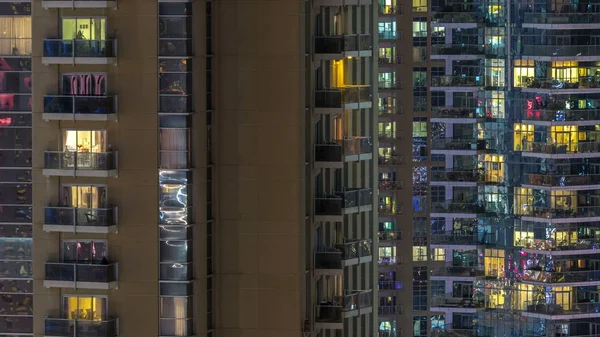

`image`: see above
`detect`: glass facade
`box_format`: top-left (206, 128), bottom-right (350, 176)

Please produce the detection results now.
top-left (158, 2), bottom-right (195, 336)
top-left (0, 2), bottom-right (32, 336)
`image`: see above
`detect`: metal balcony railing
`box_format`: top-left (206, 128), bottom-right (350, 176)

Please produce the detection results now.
top-left (44, 206), bottom-right (118, 228)
top-left (520, 108), bottom-right (600, 122)
top-left (521, 141), bottom-right (600, 154)
top-left (431, 265), bottom-right (485, 277)
top-left (315, 137), bottom-right (372, 162)
top-left (431, 44), bottom-right (485, 55)
top-left (432, 107), bottom-right (480, 118)
top-left (523, 269), bottom-right (600, 283)
top-left (316, 290), bottom-right (372, 323)
top-left (522, 45), bottom-right (600, 58)
top-left (314, 34), bottom-right (371, 54)
top-left (524, 173), bottom-right (600, 187)
top-left (315, 188), bottom-right (372, 215)
top-left (44, 151), bottom-right (118, 171)
top-left (430, 231), bottom-right (480, 245)
top-left (523, 300), bottom-right (600, 315)
top-left (431, 75), bottom-right (483, 87)
top-left (315, 86), bottom-right (371, 108)
top-left (519, 206), bottom-right (600, 219)
top-left (523, 12), bottom-right (600, 24)
top-left (520, 237), bottom-right (600, 252)
top-left (431, 293), bottom-right (485, 308)
top-left (431, 169), bottom-right (481, 182)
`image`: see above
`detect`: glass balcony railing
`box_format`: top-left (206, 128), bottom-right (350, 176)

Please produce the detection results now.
top-left (523, 45), bottom-right (600, 58)
top-left (315, 137), bottom-right (372, 162)
top-left (431, 293), bottom-right (484, 308)
top-left (44, 206), bottom-right (117, 229)
top-left (523, 12), bottom-right (600, 24)
top-left (519, 206), bottom-right (600, 219)
top-left (432, 11), bottom-right (485, 23)
top-left (315, 240), bottom-right (372, 269)
top-left (431, 44), bottom-right (485, 55)
top-left (378, 180), bottom-right (403, 191)
top-left (520, 237), bottom-right (600, 252)
top-left (431, 170), bottom-right (481, 182)
top-left (431, 231), bottom-right (480, 245)
top-left (378, 130), bottom-right (403, 142)
top-left (316, 291), bottom-right (372, 323)
top-left (378, 305), bottom-right (403, 315)
top-left (44, 151), bottom-right (117, 171)
top-left (315, 188), bottom-right (372, 216)
top-left (431, 265), bottom-right (485, 277)
top-left (378, 106), bottom-right (403, 116)
top-left (521, 141), bottom-right (600, 155)
top-left (378, 280), bottom-right (402, 290)
top-left (45, 262), bottom-right (118, 283)
top-left (378, 155), bottom-right (403, 166)
top-left (431, 75), bottom-right (483, 87)
top-left (378, 31), bottom-right (398, 40)
top-left (432, 107), bottom-right (480, 118)
top-left (43, 39), bottom-right (117, 58)
top-left (523, 301), bottom-right (600, 316)
top-left (520, 108), bottom-right (600, 122)
top-left (432, 138), bottom-right (484, 151)
top-left (378, 55), bottom-right (402, 65)
top-left (315, 34), bottom-right (371, 54)
top-left (431, 201), bottom-right (480, 213)
top-left (378, 230), bottom-right (403, 240)
top-left (44, 317), bottom-right (118, 337)
top-left (378, 80), bottom-right (402, 89)
top-left (43, 95), bottom-right (117, 118)
top-left (522, 77), bottom-right (600, 90)
top-left (524, 173), bottom-right (600, 187)
top-left (315, 86), bottom-right (371, 108)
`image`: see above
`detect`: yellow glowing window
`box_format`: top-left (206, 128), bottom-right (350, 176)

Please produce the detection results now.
top-left (514, 187), bottom-right (533, 215)
top-left (478, 154), bottom-right (504, 183)
top-left (412, 0), bottom-right (427, 12)
top-left (63, 296), bottom-right (107, 320)
top-left (412, 246), bottom-right (428, 261)
top-left (484, 249), bottom-right (504, 278)
top-left (431, 248), bottom-right (445, 261)
top-left (413, 121), bottom-right (427, 137)
top-left (513, 231), bottom-right (533, 246)
top-left (513, 123), bottom-right (534, 151)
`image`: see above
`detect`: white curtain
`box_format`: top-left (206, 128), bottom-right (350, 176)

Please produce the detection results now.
top-left (159, 128), bottom-right (189, 169)
top-left (0, 17), bottom-right (31, 56)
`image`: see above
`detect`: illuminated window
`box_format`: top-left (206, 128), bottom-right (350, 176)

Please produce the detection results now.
top-left (412, 21), bottom-right (427, 37)
top-left (0, 17), bottom-right (31, 55)
top-left (62, 295), bottom-right (107, 320)
top-left (513, 230), bottom-right (533, 247)
top-left (431, 248), bottom-right (445, 261)
top-left (412, 246), bottom-right (428, 262)
top-left (513, 187), bottom-right (533, 215)
top-left (513, 60), bottom-right (534, 87)
top-left (477, 154), bottom-right (504, 182)
top-left (412, 0), bottom-right (427, 12)
top-left (513, 123), bottom-right (534, 151)
top-left (484, 248), bottom-right (504, 278)
top-left (550, 125), bottom-right (580, 152)
top-left (486, 59), bottom-right (505, 87)
top-left (413, 121), bottom-right (427, 137)
top-left (551, 61), bottom-right (579, 82)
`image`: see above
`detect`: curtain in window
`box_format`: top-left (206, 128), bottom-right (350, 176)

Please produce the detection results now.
top-left (159, 128), bottom-right (189, 169)
top-left (0, 17), bottom-right (31, 56)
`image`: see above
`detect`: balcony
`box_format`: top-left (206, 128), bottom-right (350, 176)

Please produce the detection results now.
top-left (44, 262), bottom-right (118, 289)
top-left (521, 141), bottom-right (600, 158)
top-left (43, 206), bottom-right (118, 233)
top-left (41, 0), bottom-right (116, 8)
top-left (378, 205), bottom-right (402, 216)
top-left (520, 108), bottom-right (600, 125)
top-left (431, 138), bottom-right (486, 154)
top-left (519, 206), bottom-right (600, 222)
top-left (378, 130), bottom-right (403, 143)
top-left (378, 180), bottom-right (403, 191)
top-left (431, 293), bottom-right (484, 311)
top-left (432, 107), bottom-right (480, 121)
top-left (378, 155), bottom-right (403, 166)
top-left (43, 96), bottom-right (118, 121)
top-left (42, 39), bottom-right (117, 65)
top-left (43, 151), bottom-right (118, 177)
top-left (431, 201), bottom-right (480, 216)
top-left (379, 4), bottom-right (402, 15)
top-left (431, 11), bottom-right (484, 26)
top-left (378, 80), bottom-right (403, 90)
top-left (431, 265), bottom-right (485, 279)
top-left (523, 12), bottom-right (600, 28)
top-left (314, 34), bottom-right (372, 59)
top-left (523, 173), bottom-right (600, 189)
top-left (378, 106), bottom-right (403, 117)
top-left (315, 188), bottom-right (372, 221)
top-left (378, 280), bottom-right (402, 291)
top-left (431, 75), bottom-right (483, 90)
top-left (520, 237), bottom-right (600, 255)
top-left (315, 137), bottom-right (372, 168)
top-left (522, 45), bottom-right (600, 61)
top-left (378, 55), bottom-right (402, 66)
top-left (315, 240), bottom-right (372, 275)
top-left (378, 305), bottom-right (403, 315)
top-left (522, 269), bottom-right (600, 285)
top-left (522, 301), bottom-right (600, 319)
top-left (314, 86), bottom-right (372, 114)
top-left (431, 169), bottom-right (480, 184)
top-left (431, 44), bottom-right (485, 60)
top-left (315, 291), bottom-right (373, 330)
top-left (378, 31), bottom-right (398, 40)
top-left (521, 77), bottom-right (600, 94)
top-left (431, 231), bottom-right (480, 246)
top-left (378, 230), bottom-right (403, 241)
top-left (44, 317), bottom-right (119, 337)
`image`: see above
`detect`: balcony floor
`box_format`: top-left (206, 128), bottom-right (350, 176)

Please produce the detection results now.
top-left (43, 223), bottom-right (118, 234)
top-left (42, 56), bottom-right (117, 65)
top-left (43, 168), bottom-right (118, 178)
top-left (42, 113), bottom-right (118, 122)
top-left (41, 0), bottom-right (117, 7)
top-left (43, 280), bottom-right (118, 290)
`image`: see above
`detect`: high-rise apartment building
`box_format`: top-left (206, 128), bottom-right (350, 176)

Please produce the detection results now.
top-left (378, 0), bottom-right (600, 336)
top-left (0, 0), bottom-right (378, 337)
